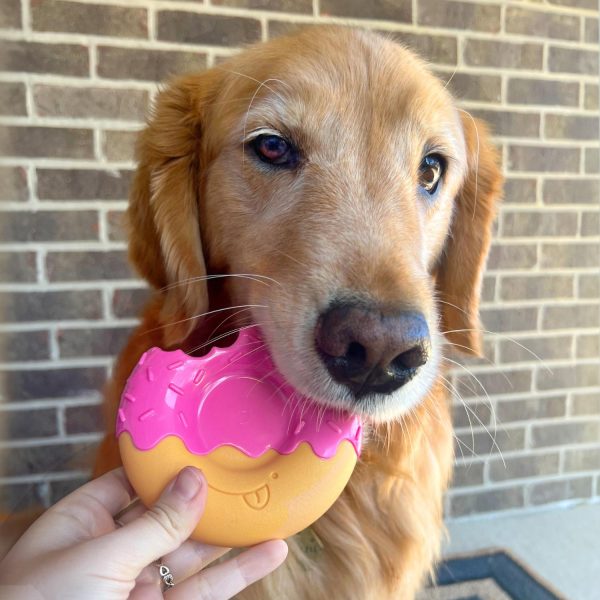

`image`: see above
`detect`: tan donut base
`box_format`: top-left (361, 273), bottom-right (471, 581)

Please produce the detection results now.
top-left (119, 433), bottom-right (357, 547)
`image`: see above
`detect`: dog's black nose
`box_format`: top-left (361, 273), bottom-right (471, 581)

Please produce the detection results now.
top-left (315, 302), bottom-right (430, 398)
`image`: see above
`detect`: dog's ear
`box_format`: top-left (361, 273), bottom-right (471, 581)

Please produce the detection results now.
top-left (436, 113), bottom-right (503, 356)
top-left (128, 72), bottom-right (222, 346)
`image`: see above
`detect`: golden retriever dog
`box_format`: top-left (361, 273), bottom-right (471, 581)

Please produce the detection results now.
top-left (93, 26), bottom-right (502, 599)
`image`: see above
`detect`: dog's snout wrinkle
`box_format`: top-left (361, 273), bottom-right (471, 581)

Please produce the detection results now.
top-left (315, 302), bottom-right (430, 398)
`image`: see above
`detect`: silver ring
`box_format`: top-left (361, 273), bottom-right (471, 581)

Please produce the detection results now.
top-left (157, 560), bottom-right (175, 591)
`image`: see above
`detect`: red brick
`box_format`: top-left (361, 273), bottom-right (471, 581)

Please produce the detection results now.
top-left (0, 408), bottom-right (57, 439)
top-left (543, 179), bottom-right (599, 204)
top-left (452, 462), bottom-right (484, 487)
top-left (34, 85), bottom-right (148, 121)
top-left (97, 46), bottom-right (206, 82)
top-left (496, 396), bottom-right (567, 422)
top-left (450, 486), bottom-right (524, 517)
top-left (508, 146), bottom-right (580, 173)
top-left (505, 7), bottom-right (580, 41)
top-left (0, 166), bottom-right (28, 202)
top-left (157, 11), bottom-right (261, 46)
top-left (107, 210), bottom-right (126, 241)
top-left (65, 404), bottom-right (104, 434)
top-left (0, 330), bottom-right (50, 361)
top-left (585, 84), bottom-right (598, 111)
top-left (585, 148), bottom-right (599, 174)
top-left (542, 304), bottom-right (600, 330)
top-left (0, 442), bottom-right (95, 475)
top-left (502, 211), bottom-right (578, 237)
top-left (0, 40), bottom-right (88, 76)
top-left (537, 364), bottom-right (600, 390)
top-left (440, 72), bottom-right (502, 103)
top-left (499, 336), bottom-right (573, 364)
top-left (541, 243), bottom-right (600, 269)
top-left (500, 275), bottom-right (573, 301)
top-left (58, 326), bottom-right (132, 358)
top-left (480, 307), bottom-right (538, 333)
top-left (2, 367), bottom-right (107, 401)
top-left (0, 126), bottom-right (94, 159)
top-left (503, 178), bottom-right (537, 204)
top-left (529, 477), bottom-right (592, 505)
top-left (322, 0), bottom-right (411, 22)
top-left (508, 78), bottom-right (579, 107)
top-left (0, 251), bottom-right (37, 282)
top-left (579, 274), bottom-right (599, 299)
top-left (0, 81), bottom-right (26, 116)
top-left (386, 31), bottom-right (457, 65)
top-left (418, 0), bottom-right (500, 32)
top-left (489, 453), bottom-right (559, 482)
top-left (0, 211), bottom-right (99, 243)
top-left (564, 447), bottom-right (600, 471)
top-left (545, 114), bottom-right (599, 140)
top-left (0, 290), bottom-right (103, 323)
top-left (487, 244), bottom-right (537, 270)
top-left (46, 251), bottom-right (133, 282)
top-left (37, 169), bottom-right (133, 201)
top-left (464, 39), bottom-right (543, 69)
top-left (549, 46), bottom-right (598, 75)
top-left (214, 0), bottom-right (311, 11)
top-left (0, 0), bottom-right (21, 28)
top-left (471, 109), bottom-right (540, 138)
top-left (32, 0), bottom-right (147, 38)
top-left (456, 369), bottom-right (532, 398)
top-left (103, 130), bottom-right (139, 162)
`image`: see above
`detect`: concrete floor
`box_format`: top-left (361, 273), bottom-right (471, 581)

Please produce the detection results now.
top-left (444, 503), bottom-right (600, 600)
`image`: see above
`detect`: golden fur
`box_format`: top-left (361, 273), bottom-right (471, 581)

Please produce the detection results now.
top-left (93, 27), bottom-right (502, 599)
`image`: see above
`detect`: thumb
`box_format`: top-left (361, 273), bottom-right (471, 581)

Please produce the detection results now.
top-left (104, 466), bottom-right (207, 576)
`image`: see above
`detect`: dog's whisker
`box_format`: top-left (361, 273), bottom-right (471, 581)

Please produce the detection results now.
top-left (441, 340), bottom-right (510, 384)
top-left (204, 307), bottom-right (259, 345)
top-left (441, 64), bottom-right (459, 91)
top-left (443, 327), bottom-right (553, 373)
top-left (159, 273), bottom-right (281, 292)
top-left (215, 67), bottom-right (291, 98)
top-left (436, 298), bottom-right (470, 316)
top-left (189, 324), bottom-right (264, 355)
top-left (441, 371), bottom-right (504, 466)
top-left (217, 342), bottom-right (268, 375)
top-left (439, 376), bottom-right (477, 460)
top-left (443, 357), bottom-right (497, 419)
top-left (144, 304), bottom-right (268, 335)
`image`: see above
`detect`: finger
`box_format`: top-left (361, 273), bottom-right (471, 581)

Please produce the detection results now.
top-left (162, 540), bottom-right (230, 584)
top-left (97, 466), bottom-right (207, 577)
top-left (114, 498), bottom-right (145, 526)
top-left (54, 467), bottom-right (135, 517)
top-left (167, 540), bottom-right (288, 600)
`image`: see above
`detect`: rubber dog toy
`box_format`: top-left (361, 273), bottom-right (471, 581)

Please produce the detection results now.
top-left (116, 327), bottom-right (362, 547)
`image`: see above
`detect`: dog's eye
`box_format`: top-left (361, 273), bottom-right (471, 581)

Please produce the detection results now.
top-left (251, 134), bottom-right (297, 168)
top-left (418, 154), bottom-right (444, 194)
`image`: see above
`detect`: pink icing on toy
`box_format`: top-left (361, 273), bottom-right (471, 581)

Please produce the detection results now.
top-left (116, 327), bottom-right (362, 459)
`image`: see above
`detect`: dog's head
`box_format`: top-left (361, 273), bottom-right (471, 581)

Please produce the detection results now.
top-left (129, 27), bottom-right (502, 422)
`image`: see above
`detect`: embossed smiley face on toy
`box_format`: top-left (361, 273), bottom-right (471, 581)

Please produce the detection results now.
top-left (117, 327), bottom-right (362, 547)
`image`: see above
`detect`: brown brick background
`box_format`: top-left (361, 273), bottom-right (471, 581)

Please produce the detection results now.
top-left (0, 0), bottom-right (598, 521)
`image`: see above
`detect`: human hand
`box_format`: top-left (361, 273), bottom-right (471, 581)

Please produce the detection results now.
top-left (0, 467), bottom-right (287, 599)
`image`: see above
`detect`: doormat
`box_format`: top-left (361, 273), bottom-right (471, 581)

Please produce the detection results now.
top-left (418, 550), bottom-right (567, 600)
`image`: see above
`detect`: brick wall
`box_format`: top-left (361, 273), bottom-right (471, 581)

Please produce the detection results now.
top-left (0, 0), bottom-right (598, 519)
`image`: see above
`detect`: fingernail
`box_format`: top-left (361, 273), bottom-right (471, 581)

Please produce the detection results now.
top-left (173, 467), bottom-right (203, 501)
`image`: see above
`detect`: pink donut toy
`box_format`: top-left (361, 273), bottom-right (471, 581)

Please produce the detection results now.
top-left (117, 327), bottom-right (362, 547)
